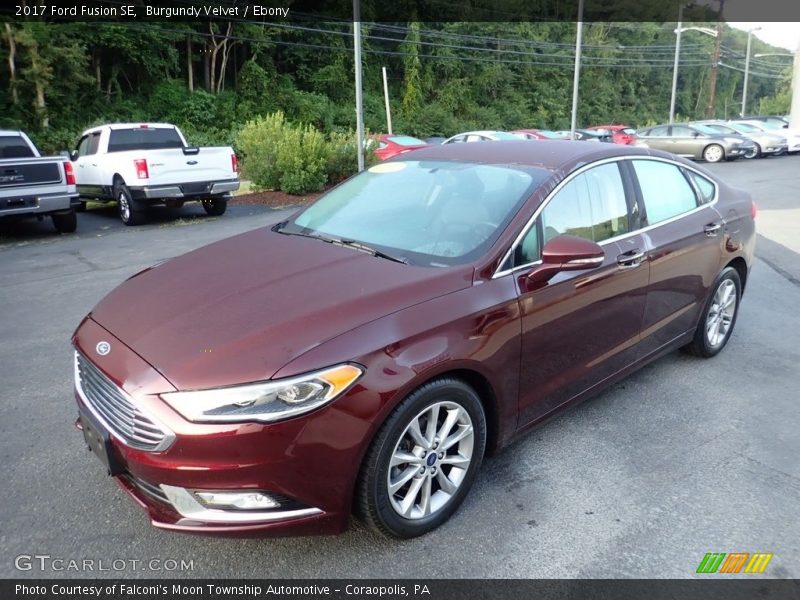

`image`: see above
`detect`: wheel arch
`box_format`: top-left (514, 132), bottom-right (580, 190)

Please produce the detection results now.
top-left (725, 256), bottom-right (748, 295)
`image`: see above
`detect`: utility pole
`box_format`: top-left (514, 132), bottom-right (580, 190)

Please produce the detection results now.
top-left (382, 66), bottom-right (393, 135)
top-left (669, 4), bottom-right (683, 123)
top-left (569, 0), bottom-right (584, 138)
top-left (705, 0), bottom-right (724, 119)
top-left (353, 0), bottom-right (365, 172)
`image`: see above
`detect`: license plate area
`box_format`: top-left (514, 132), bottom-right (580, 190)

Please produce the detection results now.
top-left (79, 409), bottom-right (124, 476)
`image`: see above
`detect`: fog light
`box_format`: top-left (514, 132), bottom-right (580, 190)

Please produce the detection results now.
top-left (193, 491), bottom-right (280, 510)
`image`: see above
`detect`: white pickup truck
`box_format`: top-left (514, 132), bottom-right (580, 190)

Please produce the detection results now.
top-left (70, 123), bottom-right (239, 225)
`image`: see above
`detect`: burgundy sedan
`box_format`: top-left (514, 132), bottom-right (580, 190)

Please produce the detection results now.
top-left (72, 141), bottom-right (755, 538)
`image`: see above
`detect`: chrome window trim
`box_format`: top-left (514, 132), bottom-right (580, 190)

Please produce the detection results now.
top-left (492, 155), bottom-right (719, 279)
top-left (74, 350), bottom-right (176, 453)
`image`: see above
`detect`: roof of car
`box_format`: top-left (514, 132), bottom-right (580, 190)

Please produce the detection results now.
top-left (0, 130), bottom-right (22, 136)
top-left (82, 123), bottom-right (177, 134)
top-left (399, 139), bottom-right (672, 172)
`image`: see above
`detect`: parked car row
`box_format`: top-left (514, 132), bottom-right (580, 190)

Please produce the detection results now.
top-left (1, 123), bottom-right (240, 233)
top-left (371, 115), bottom-right (794, 166)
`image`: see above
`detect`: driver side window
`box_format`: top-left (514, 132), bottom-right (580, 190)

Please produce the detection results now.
top-left (513, 162), bottom-right (629, 267)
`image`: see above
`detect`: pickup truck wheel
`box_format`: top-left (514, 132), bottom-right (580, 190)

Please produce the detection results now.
top-left (115, 184), bottom-right (144, 226)
top-left (51, 210), bottom-right (77, 233)
top-left (202, 198), bottom-right (227, 216)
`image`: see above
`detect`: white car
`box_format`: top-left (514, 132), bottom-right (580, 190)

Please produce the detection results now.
top-left (733, 120), bottom-right (800, 154)
top-left (71, 123), bottom-right (239, 225)
top-left (441, 130), bottom-right (520, 144)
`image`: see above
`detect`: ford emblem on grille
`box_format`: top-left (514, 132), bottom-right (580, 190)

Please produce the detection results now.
top-left (96, 341), bottom-right (111, 356)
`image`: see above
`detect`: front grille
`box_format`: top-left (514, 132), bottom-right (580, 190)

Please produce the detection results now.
top-left (75, 352), bottom-right (174, 452)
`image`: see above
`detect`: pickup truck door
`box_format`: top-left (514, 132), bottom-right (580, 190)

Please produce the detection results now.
top-left (74, 132), bottom-right (103, 197)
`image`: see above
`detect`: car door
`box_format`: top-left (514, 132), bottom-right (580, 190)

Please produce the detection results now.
top-left (641, 126), bottom-right (671, 152)
top-left (512, 161), bottom-right (650, 426)
top-left (669, 125), bottom-right (698, 157)
top-left (73, 132), bottom-right (103, 197)
top-left (628, 158), bottom-right (724, 357)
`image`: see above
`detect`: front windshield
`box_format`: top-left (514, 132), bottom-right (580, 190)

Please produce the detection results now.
top-left (286, 160), bottom-right (548, 266)
top-left (734, 122), bottom-right (761, 132)
top-left (538, 130), bottom-right (561, 139)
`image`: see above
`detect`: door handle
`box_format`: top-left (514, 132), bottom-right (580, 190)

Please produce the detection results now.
top-left (91, 163), bottom-right (98, 167)
top-left (704, 222), bottom-right (723, 236)
top-left (617, 249), bottom-right (645, 268)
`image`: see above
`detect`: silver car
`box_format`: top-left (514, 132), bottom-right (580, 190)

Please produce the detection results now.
top-left (635, 123), bottom-right (753, 163)
top-left (692, 121), bottom-right (787, 159)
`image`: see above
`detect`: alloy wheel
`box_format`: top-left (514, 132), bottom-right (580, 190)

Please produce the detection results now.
top-left (706, 279), bottom-right (737, 347)
top-left (387, 401), bottom-right (474, 520)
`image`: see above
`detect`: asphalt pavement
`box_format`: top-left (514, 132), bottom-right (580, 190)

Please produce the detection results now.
top-left (0, 157), bottom-right (798, 579)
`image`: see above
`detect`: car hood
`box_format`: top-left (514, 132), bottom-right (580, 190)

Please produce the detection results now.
top-left (89, 227), bottom-right (473, 390)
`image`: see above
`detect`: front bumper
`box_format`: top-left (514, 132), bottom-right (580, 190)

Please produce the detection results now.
top-left (71, 317), bottom-right (367, 537)
top-left (128, 179), bottom-right (239, 201)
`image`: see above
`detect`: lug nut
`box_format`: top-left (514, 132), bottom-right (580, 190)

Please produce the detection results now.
top-left (438, 452), bottom-right (444, 459)
top-left (430, 466), bottom-right (437, 474)
top-left (418, 467), bottom-right (426, 476)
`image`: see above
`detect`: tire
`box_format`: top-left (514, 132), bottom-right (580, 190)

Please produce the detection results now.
top-left (202, 198), bottom-right (227, 216)
top-left (682, 267), bottom-right (742, 358)
top-left (356, 378), bottom-right (487, 538)
top-left (703, 144), bottom-right (725, 163)
top-left (743, 143), bottom-right (761, 160)
top-left (114, 182), bottom-right (145, 226)
top-left (51, 210), bottom-right (77, 233)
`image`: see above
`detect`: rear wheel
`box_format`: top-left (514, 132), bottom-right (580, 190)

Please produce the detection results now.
top-left (703, 144), bottom-right (725, 163)
top-left (356, 378), bottom-right (486, 538)
top-left (202, 198), bottom-right (227, 216)
top-left (682, 267), bottom-right (741, 358)
top-left (115, 182), bottom-right (145, 226)
top-left (51, 210), bottom-right (77, 233)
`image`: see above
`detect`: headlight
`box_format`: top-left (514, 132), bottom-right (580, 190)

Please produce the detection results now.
top-left (161, 364), bottom-right (363, 424)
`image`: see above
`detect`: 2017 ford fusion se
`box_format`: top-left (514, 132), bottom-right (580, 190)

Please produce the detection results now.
top-left (72, 141), bottom-right (755, 538)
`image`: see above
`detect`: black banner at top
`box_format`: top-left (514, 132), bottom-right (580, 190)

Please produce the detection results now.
top-left (3, 0), bottom-right (800, 23)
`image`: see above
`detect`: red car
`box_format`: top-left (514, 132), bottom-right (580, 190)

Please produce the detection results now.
top-left (371, 134), bottom-right (429, 160)
top-left (511, 128), bottom-right (562, 140)
top-left (72, 141), bottom-right (755, 538)
top-left (588, 124), bottom-right (638, 145)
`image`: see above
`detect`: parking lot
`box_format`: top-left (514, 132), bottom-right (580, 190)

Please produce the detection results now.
top-left (0, 156), bottom-right (798, 579)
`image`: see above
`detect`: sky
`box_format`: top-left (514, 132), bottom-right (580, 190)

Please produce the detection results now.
top-left (728, 22), bottom-right (800, 53)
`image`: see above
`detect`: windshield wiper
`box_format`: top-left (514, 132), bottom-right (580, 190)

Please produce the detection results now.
top-left (276, 228), bottom-right (407, 264)
top-left (336, 239), bottom-right (408, 264)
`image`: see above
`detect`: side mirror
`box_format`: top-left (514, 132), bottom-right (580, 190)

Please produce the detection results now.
top-left (69, 150), bottom-right (79, 161)
top-left (692, 131), bottom-right (700, 138)
top-left (526, 235), bottom-right (605, 286)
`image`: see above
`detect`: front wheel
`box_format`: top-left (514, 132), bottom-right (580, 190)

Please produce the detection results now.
top-left (202, 198), bottom-right (227, 216)
top-left (682, 267), bottom-right (742, 358)
top-left (356, 378), bottom-right (486, 538)
top-left (51, 210), bottom-right (77, 233)
top-left (703, 144), bottom-right (725, 163)
top-left (743, 143), bottom-right (761, 160)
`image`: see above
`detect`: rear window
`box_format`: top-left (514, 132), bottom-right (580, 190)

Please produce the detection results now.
top-left (387, 135), bottom-right (426, 146)
top-left (0, 136), bottom-right (35, 159)
top-left (107, 128), bottom-right (184, 152)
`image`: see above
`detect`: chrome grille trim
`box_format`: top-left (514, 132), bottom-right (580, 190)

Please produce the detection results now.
top-left (74, 351), bottom-right (175, 453)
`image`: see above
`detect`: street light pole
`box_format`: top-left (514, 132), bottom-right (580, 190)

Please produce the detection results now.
top-left (792, 42), bottom-right (800, 130)
top-left (741, 27), bottom-right (761, 118)
top-left (669, 5), bottom-right (683, 123)
top-left (569, 0), bottom-right (584, 138)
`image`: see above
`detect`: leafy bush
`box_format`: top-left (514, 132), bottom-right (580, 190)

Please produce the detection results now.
top-left (236, 112), bottom-right (328, 195)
